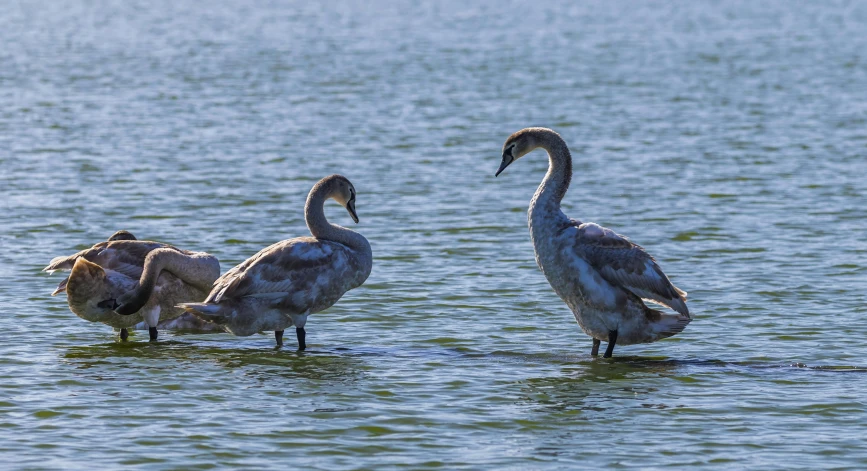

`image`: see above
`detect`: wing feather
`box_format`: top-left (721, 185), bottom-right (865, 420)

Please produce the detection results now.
top-left (206, 238), bottom-right (348, 305)
top-left (45, 240), bottom-right (176, 280)
top-left (573, 223), bottom-right (689, 316)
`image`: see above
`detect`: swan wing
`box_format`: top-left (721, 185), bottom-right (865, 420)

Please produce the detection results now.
top-left (44, 240), bottom-right (171, 279)
top-left (207, 238), bottom-right (350, 305)
top-left (572, 223), bottom-right (689, 316)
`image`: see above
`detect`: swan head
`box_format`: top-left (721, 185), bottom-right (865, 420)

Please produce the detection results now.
top-left (326, 174), bottom-right (359, 224)
top-left (495, 127), bottom-right (556, 176)
top-left (108, 230), bottom-right (137, 241)
top-left (66, 258), bottom-right (137, 322)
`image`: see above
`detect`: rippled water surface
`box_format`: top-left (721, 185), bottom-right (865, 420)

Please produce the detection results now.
top-left (2, 0), bottom-right (867, 468)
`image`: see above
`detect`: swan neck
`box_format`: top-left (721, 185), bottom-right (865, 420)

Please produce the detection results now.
top-left (305, 185), bottom-right (369, 253)
top-left (531, 132), bottom-right (572, 214)
top-left (140, 248), bottom-right (220, 293)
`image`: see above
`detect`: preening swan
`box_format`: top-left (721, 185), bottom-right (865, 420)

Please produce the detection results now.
top-left (495, 127), bottom-right (690, 357)
top-left (179, 174), bottom-right (373, 350)
top-left (44, 231), bottom-right (220, 340)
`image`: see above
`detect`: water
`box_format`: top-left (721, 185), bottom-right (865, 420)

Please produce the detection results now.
top-left (2, 0), bottom-right (867, 468)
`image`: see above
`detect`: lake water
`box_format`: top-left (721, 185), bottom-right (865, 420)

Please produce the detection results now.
top-left (2, 0), bottom-right (867, 468)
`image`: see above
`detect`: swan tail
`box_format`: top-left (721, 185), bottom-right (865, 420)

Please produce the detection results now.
top-left (44, 254), bottom-right (80, 273)
top-left (648, 310), bottom-right (692, 340)
top-left (51, 276), bottom-right (70, 296)
top-left (132, 313), bottom-right (224, 332)
top-left (176, 302), bottom-right (230, 325)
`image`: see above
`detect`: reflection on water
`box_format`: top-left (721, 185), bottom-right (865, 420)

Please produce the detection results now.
top-left (62, 340), bottom-right (366, 383)
top-left (518, 357), bottom-right (867, 415)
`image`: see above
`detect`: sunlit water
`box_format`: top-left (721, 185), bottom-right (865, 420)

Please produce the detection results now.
top-left (2, 0), bottom-right (867, 468)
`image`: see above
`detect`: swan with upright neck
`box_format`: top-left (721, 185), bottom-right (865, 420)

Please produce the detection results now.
top-left (179, 174), bottom-right (373, 350)
top-left (44, 231), bottom-right (221, 340)
top-left (495, 127), bottom-right (690, 357)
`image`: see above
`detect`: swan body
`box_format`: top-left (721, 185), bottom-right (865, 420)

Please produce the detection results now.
top-left (45, 231), bottom-right (221, 340)
top-left (496, 128), bottom-right (690, 357)
top-left (179, 175), bottom-right (372, 349)
top-left (63, 258), bottom-right (215, 331)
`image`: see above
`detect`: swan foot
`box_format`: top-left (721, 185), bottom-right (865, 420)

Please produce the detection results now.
top-left (148, 327), bottom-right (158, 341)
top-left (275, 330), bottom-right (284, 347)
top-left (603, 330), bottom-right (617, 358)
top-left (120, 328), bottom-right (129, 341)
top-left (296, 327), bottom-right (306, 351)
top-left (591, 338), bottom-right (600, 356)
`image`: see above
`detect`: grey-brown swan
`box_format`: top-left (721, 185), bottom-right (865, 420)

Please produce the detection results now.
top-left (179, 174), bottom-right (373, 350)
top-left (44, 231), bottom-right (220, 340)
top-left (495, 128), bottom-right (690, 357)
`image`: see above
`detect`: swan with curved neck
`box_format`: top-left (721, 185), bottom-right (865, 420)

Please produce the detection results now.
top-left (45, 230), bottom-right (221, 341)
top-left (179, 174), bottom-right (373, 350)
top-left (496, 127), bottom-right (690, 357)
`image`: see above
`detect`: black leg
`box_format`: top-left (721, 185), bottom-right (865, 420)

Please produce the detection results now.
top-left (603, 329), bottom-right (618, 358)
top-left (591, 338), bottom-right (600, 356)
top-left (120, 328), bottom-right (129, 341)
top-left (149, 327), bottom-right (158, 341)
top-left (296, 327), bottom-right (306, 351)
top-left (275, 330), bottom-right (284, 346)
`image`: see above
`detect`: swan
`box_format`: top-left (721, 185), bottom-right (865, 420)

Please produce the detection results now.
top-left (44, 231), bottom-right (221, 340)
top-left (47, 230), bottom-right (137, 297)
top-left (179, 174), bottom-right (373, 350)
top-left (495, 128), bottom-right (690, 357)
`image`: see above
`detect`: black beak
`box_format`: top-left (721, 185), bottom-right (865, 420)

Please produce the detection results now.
top-left (347, 199), bottom-right (359, 224)
top-left (495, 152), bottom-right (514, 177)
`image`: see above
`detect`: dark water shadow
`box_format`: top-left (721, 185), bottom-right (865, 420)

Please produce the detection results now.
top-left (59, 338), bottom-right (867, 395)
top-left (508, 355), bottom-right (867, 414)
top-left (61, 339), bottom-right (367, 383)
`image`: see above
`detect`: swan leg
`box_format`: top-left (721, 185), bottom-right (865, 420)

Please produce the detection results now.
top-left (120, 328), bottom-right (129, 341)
top-left (141, 305), bottom-right (160, 342)
top-left (296, 327), bottom-right (306, 351)
top-left (591, 338), bottom-right (600, 356)
top-left (275, 330), bottom-right (284, 346)
top-left (603, 330), bottom-right (617, 358)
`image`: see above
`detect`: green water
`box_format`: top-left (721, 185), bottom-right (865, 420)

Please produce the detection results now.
top-left (2, 0), bottom-right (867, 469)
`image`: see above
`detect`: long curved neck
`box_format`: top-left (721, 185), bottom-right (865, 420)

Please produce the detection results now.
top-left (140, 248), bottom-right (220, 292)
top-left (116, 247), bottom-right (221, 315)
top-left (305, 186), bottom-right (369, 253)
top-left (529, 130), bottom-right (572, 219)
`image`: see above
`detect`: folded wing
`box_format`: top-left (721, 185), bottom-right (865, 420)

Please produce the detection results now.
top-left (207, 238), bottom-right (351, 307)
top-left (572, 223), bottom-right (689, 317)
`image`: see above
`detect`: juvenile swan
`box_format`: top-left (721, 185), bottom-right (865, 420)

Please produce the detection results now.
top-left (495, 128), bottom-right (690, 357)
top-left (179, 175), bottom-right (373, 350)
top-left (44, 231), bottom-right (221, 340)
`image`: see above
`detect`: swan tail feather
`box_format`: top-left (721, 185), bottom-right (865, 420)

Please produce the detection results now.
top-left (648, 310), bottom-right (692, 340)
top-left (44, 255), bottom-right (79, 273)
top-left (51, 276), bottom-right (70, 296)
top-left (176, 302), bottom-right (230, 325)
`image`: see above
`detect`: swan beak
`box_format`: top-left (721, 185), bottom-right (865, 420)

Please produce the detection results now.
top-left (495, 154), bottom-right (514, 177)
top-left (346, 200), bottom-right (359, 224)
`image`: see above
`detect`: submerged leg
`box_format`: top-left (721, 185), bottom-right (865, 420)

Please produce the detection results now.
top-left (149, 327), bottom-right (158, 341)
top-left (603, 330), bottom-right (618, 358)
top-left (275, 330), bottom-right (284, 346)
top-left (296, 327), bottom-right (306, 351)
top-left (591, 338), bottom-right (600, 356)
top-left (120, 328), bottom-right (129, 341)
